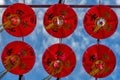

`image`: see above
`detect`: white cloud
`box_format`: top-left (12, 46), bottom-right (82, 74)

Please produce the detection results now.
top-left (19, 0), bottom-right (32, 4)
top-left (29, 31), bottom-right (37, 41)
top-left (110, 31), bottom-right (120, 40)
top-left (96, 0), bottom-right (99, 3)
top-left (25, 0), bottom-right (32, 4)
top-left (34, 51), bottom-right (42, 69)
top-left (66, 0), bottom-right (86, 5)
top-left (115, 9), bottom-right (120, 18)
top-left (105, 1), bottom-right (110, 4)
top-left (36, 9), bottom-right (48, 36)
top-left (40, 0), bottom-right (47, 4)
top-left (37, 9), bottom-right (45, 20)
top-left (76, 9), bottom-right (86, 21)
top-left (0, 34), bottom-right (2, 45)
top-left (116, 0), bottom-right (120, 5)
top-left (71, 40), bottom-right (79, 48)
top-left (0, 0), bottom-right (4, 5)
top-left (42, 37), bottom-right (59, 49)
top-left (18, 0), bottom-right (24, 3)
top-left (111, 44), bottom-right (120, 55)
top-left (79, 0), bottom-right (87, 4)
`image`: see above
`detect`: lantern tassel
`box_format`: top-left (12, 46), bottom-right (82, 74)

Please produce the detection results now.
top-left (43, 75), bottom-right (52, 80)
top-left (0, 70), bottom-right (8, 79)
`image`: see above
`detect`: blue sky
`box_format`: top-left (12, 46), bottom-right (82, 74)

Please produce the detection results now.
top-left (0, 0), bottom-right (120, 80)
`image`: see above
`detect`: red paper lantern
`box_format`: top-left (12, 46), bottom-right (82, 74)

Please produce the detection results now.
top-left (44, 3), bottom-right (78, 38)
top-left (2, 3), bottom-right (36, 37)
top-left (42, 43), bottom-right (76, 78)
top-left (82, 44), bottom-right (116, 78)
top-left (83, 5), bottom-right (118, 39)
top-left (1, 41), bottom-right (36, 75)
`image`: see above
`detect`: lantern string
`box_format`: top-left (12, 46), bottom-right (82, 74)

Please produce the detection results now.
top-left (23, 0), bottom-right (25, 4)
top-left (58, 0), bottom-right (65, 43)
top-left (59, 0), bottom-right (62, 3)
top-left (95, 78), bottom-right (98, 80)
top-left (59, 38), bottom-right (62, 43)
top-left (0, 70), bottom-right (8, 79)
top-left (56, 78), bottom-right (60, 80)
top-left (22, 37), bottom-right (24, 42)
top-left (21, 0), bottom-right (25, 41)
top-left (19, 75), bottom-right (25, 80)
top-left (97, 39), bottom-right (100, 44)
top-left (57, 0), bottom-right (64, 79)
top-left (57, 0), bottom-right (66, 80)
top-left (59, 0), bottom-right (65, 4)
top-left (99, 0), bottom-right (101, 5)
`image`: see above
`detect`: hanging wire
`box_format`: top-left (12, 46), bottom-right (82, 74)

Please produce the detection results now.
top-left (95, 78), bottom-right (98, 80)
top-left (97, 0), bottom-right (100, 44)
top-left (97, 39), bottom-right (100, 44)
top-left (9, 0), bottom-right (18, 3)
top-left (20, 0), bottom-right (25, 79)
top-left (22, 37), bottom-right (24, 42)
top-left (57, 0), bottom-right (65, 80)
top-left (59, 0), bottom-right (65, 4)
top-left (59, 38), bottom-right (62, 44)
top-left (19, 75), bottom-right (23, 80)
top-left (19, 75), bottom-right (25, 80)
top-left (96, 38), bottom-right (100, 74)
top-left (59, 0), bottom-right (62, 3)
top-left (23, 0), bottom-right (25, 3)
top-left (96, 0), bottom-right (100, 75)
top-left (99, 0), bottom-right (101, 5)
top-left (58, 0), bottom-right (66, 44)
top-left (95, 1), bottom-right (101, 80)
top-left (21, 0), bottom-right (26, 42)
top-left (0, 5), bottom-right (120, 8)
top-left (56, 78), bottom-right (60, 80)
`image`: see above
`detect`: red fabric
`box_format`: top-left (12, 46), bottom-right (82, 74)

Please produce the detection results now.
top-left (42, 43), bottom-right (76, 78)
top-left (2, 3), bottom-right (36, 37)
top-left (82, 44), bottom-right (116, 78)
top-left (44, 3), bottom-right (78, 38)
top-left (1, 41), bottom-right (36, 75)
top-left (84, 5), bottom-right (118, 39)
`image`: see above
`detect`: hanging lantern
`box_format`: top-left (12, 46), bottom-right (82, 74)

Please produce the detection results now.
top-left (1, 41), bottom-right (36, 75)
top-left (82, 44), bottom-right (116, 78)
top-left (83, 5), bottom-right (118, 39)
top-left (42, 43), bottom-right (76, 78)
top-left (44, 3), bottom-right (78, 38)
top-left (2, 3), bottom-right (36, 37)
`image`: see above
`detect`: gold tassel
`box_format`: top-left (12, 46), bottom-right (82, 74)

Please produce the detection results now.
top-left (0, 70), bottom-right (8, 79)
